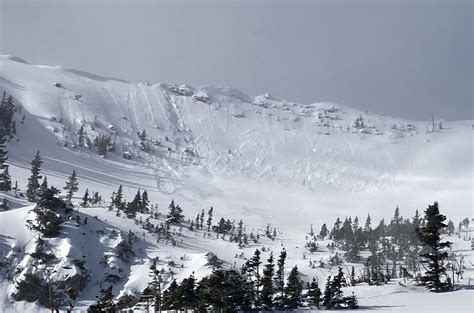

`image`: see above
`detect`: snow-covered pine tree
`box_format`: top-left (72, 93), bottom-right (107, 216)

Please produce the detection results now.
top-left (26, 185), bottom-right (65, 237)
top-left (166, 200), bottom-right (184, 225)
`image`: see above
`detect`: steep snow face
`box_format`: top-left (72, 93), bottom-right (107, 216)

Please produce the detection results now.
top-left (0, 54), bottom-right (472, 226)
top-left (0, 55), bottom-right (473, 312)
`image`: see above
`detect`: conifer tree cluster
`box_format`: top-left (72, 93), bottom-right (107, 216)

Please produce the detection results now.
top-left (93, 134), bottom-right (115, 156)
top-left (319, 206), bottom-right (435, 285)
top-left (157, 248), bottom-right (318, 311)
top-left (108, 185), bottom-right (149, 218)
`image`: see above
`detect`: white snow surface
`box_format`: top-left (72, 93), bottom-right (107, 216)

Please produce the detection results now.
top-left (0, 55), bottom-right (472, 312)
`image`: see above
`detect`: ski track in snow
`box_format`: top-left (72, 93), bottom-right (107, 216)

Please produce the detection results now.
top-left (0, 55), bottom-right (472, 312)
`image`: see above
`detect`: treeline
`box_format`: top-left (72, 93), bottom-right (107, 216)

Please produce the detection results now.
top-left (309, 203), bottom-right (458, 291)
top-left (90, 250), bottom-right (357, 312)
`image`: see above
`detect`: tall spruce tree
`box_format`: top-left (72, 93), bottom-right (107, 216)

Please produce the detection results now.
top-left (283, 265), bottom-right (303, 309)
top-left (260, 252), bottom-right (275, 310)
top-left (207, 206), bottom-right (213, 232)
top-left (274, 249), bottom-right (287, 309)
top-left (64, 170), bottom-right (79, 201)
top-left (179, 274), bottom-right (199, 310)
top-left (149, 257), bottom-right (163, 313)
top-left (26, 151), bottom-right (43, 201)
top-left (250, 249), bottom-right (262, 308)
top-left (417, 202), bottom-right (452, 292)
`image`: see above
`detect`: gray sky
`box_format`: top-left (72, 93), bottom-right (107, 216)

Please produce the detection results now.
top-left (0, 0), bottom-right (472, 120)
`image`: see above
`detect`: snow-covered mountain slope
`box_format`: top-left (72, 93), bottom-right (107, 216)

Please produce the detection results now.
top-left (0, 54), bottom-right (471, 229)
top-left (0, 54), bottom-right (472, 312)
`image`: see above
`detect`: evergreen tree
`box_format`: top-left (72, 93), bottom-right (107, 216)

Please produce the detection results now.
top-left (141, 190), bottom-right (149, 212)
top-left (364, 214), bottom-right (372, 232)
top-left (166, 200), bottom-right (184, 225)
top-left (64, 170), bottom-right (79, 201)
top-left (179, 274), bottom-right (199, 310)
top-left (0, 166), bottom-right (11, 192)
top-left (260, 252), bottom-right (275, 310)
top-left (91, 191), bottom-right (101, 206)
top-left (116, 230), bottom-right (136, 262)
top-left (162, 279), bottom-right (179, 310)
top-left (322, 275), bottom-right (333, 309)
top-left (126, 189), bottom-right (141, 218)
top-left (199, 209), bottom-right (205, 229)
top-left (112, 185), bottom-right (124, 209)
top-left (81, 189), bottom-right (89, 208)
top-left (446, 220), bottom-right (455, 235)
top-left (417, 202), bottom-right (452, 292)
top-left (39, 176), bottom-right (48, 196)
top-left (319, 223), bottom-right (328, 239)
top-left (0, 92), bottom-right (16, 138)
top-left (250, 249), bottom-right (262, 308)
top-left (78, 124), bottom-right (86, 147)
top-left (284, 265), bottom-right (303, 309)
top-left (26, 186), bottom-right (65, 237)
top-left (323, 267), bottom-right (356, 309)
top-left (197, 269), bottom-right (246, 312)
top-left (0, 131), bottom-right (11, 191)
top-left (87, 285), bottom-right (116, 312)
top-left (13, 180), bottom-right (18, 197)
top-left (26, 151), bottom-right (43, 201)
top-left (149, 257), bottom-right (163, 313)
top-left (274, 249), bottom-right (287, 308)
top-left (306, 277), bottom-right (321, 309)
top-left (207, 206), bottom-right (213, 232)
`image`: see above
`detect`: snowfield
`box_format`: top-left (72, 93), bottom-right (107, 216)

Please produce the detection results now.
top-left (0, 55), bottom-right (472, 312)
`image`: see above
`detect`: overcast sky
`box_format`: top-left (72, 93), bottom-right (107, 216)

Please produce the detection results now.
top-left (0, 0), bottom-right (472, 120)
